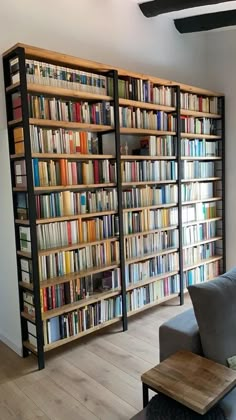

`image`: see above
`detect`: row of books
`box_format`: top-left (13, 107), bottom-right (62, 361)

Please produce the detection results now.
top-left (182, 182), bottom-right (214, 201)
top-left (108, 77), bottom-right (175, 105)
top-left (122, 185), bottom-right (178, 208)
top-left (182, 203), bottom-right (217, 223)
top-left (124, 208), bottom-right (178, 235)
top-left (31, 158), bottom-right (117, 187)
top-left (121, 160), bottom-right (178, 182)
top-left (36, 215), bottom-right (119, 250)
top-left (41, 270), bottom-right (121, 312)
top-left (181, 138), bottom-right (219, 157)
top-left (125, 230), bottom-right (179, 260)
top-left (24, 58), bottom-right (107, 95)
top-left (183, 260), bottom-right (220, 287)
top-left (183, 242), bottom-right (216, 267)
top-left (182, 221), bottom-right (217, 246)
top-left (139, 136), bottom-right (176, 157)
top-left (38, 243), bottom-right (119, 281)
top-left (180, 93), bottom-right (218, 114)
top-left (125, 252), bottom-right (179, 284)
top-left (27, 94), bottom-right (114, 125)
top-left (123, 208), bottom-right (178, 235)
top-left (126, 275), bottom-right (180, 312)
top-left (29, 126), bottom-right (99, 155)
top-left (182, 161), bottom-right (215, 179)
top-left (180, 117), bottom-right (215, 135)
top-left (119, 108), bottom-right (176, 131)
top-left (34, 189), bottom-right (118, 219)
top-left (43, 296), bottom-right (122, 345)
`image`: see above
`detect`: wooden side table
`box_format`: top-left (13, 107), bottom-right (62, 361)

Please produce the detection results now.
top-left (141, 350), bottom-right (236, 415)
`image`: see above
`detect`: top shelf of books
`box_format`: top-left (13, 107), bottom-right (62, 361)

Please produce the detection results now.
top-left (3, 43), bottom-right (223, 97)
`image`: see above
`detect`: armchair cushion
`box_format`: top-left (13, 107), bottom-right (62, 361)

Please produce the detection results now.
top-left (188, 267), bottom-right (236, 366)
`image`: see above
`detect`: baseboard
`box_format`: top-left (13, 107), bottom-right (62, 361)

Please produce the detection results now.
top-left (0, 333), bottom-right (22, 356)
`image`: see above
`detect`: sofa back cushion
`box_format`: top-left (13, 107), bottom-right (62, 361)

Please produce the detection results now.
top-left (188, 267), bottom-right (236, 366)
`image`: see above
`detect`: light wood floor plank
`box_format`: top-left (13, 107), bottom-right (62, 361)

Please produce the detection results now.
top-left (15, 374), bottom-right (98, 420)
top-left (46, 357), bottom-right (137, 420)
top-left (84, 336), bottom-right (153, 380)
top-left (64, 346), bottom-right (143, 410)
top-left (102, 330), bottom-right (159, 365)
top-left (0, 295), bottom-right (192, 420)
top-left (0, 381), bottom-right (50, 419)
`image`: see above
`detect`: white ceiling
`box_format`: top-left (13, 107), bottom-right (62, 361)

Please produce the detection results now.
top-left (133, 0), bottom-right (236, 19)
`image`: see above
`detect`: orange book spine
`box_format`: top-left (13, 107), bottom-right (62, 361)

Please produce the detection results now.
top-left (60, 159), bottom-right (67, 186)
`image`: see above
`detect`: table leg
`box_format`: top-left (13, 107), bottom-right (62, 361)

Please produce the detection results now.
top-left (142, 383), bottom-right (149, 408)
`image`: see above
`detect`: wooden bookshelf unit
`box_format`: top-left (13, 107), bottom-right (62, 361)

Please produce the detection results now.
top-left (2, 43), bottom-right (225, 370)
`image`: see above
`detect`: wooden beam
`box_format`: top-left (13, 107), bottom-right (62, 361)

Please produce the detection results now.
top-left (175, 9), bottom-right (236, 33)
top-left (139, 0), bottom-right (235, 18)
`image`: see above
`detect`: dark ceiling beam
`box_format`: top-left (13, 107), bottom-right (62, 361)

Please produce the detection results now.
top-left (139, 0), bottom-right (235, 18)
top-left (174, 9), bottom-right (236, 33)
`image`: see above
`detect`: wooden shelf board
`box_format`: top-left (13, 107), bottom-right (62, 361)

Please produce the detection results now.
top-left (183, 197), bottom-right (222, 205)
top-left (120, 127), bottom-right (176, 136)
top-left (6, 82), bottom-right (20, 92)
top-left (42, 289), bottom-right (121, 320)
top-left (36, 210), bottom-right (117, 224)
top-left (13, 187), bottom-right (27, 192)
top-left (38, 236), bottom-right (118, 256)
top-left (126, 247), bottom-right (178, 265)
top-left (15, 219), bottom-right (29, 225)
top-left (182, 177), bottom-right (221, 183)
top-left (124, 225), bottom-right (178, 239)
top-left (121, 155), bottom-right (176, 161)
top-left (34, 183), bottom-right (116, 192)
top-left (8, 118), bottom-right (22, 126)
top-left (17, 250), bottom-right (31, 258)
top-left (183, 255), bottom-right (223, 272)
top-left (126, 270), bottom-right (179, 292)
top-left (181, 109), bottom-right (222, 119)
top-left (27, 83), bottom-right (113, 101)
top-left (10, 153), bottom-right (25, 160)
top-left (181, 133), bottom-right (221, 140)
top-left (31, 153), bottom-right (115, 160)
top-left (21, 312), bottom-right (35, 323)
top-left (122, 180), bottom-right (177, 186)
top-left (19, 281), bottom-right (33, 291)
top-left (119, 98), bottom-right (176, 112)
top-left (127, 293), bottom-right (179, 318)
top-left (44, 316), bottom-right (122, 352)
top-left (28, 118), bottom-right (113, 132)
top-left (183, 236), bottom-right (223, 250)
top-left (181, 156), bottom-right (222, 161)
top-left (123, 203), bottom-right (177, 212)
top-left (23, 340), bottom-right (38, 355)
top-left (3, 44), bottom-right (222, 96)
top-left (40, 262), bottom-right (119, 288)
top-left (183, 217), bottom-right (222, 227)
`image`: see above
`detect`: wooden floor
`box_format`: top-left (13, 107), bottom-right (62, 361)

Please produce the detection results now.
top-left (0, 295), bottom-right (192, 420)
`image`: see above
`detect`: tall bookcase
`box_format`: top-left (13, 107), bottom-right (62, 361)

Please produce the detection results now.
top-left (2, 44), bottom-right (225, 370)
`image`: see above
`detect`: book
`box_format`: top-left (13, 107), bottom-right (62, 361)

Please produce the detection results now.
top-left (19, 226), bottom-right (31, 253)
top-left (14, 160), bottom-right (27, 188)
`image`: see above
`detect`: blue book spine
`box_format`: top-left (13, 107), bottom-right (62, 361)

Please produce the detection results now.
top-left (32, 158), bottom-right (39, 187)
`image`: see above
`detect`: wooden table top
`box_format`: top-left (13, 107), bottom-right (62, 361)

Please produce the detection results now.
top-left (141, 350), bottom-right (236, 415)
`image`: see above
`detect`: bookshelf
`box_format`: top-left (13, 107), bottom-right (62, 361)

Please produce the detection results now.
top-left (2, 44), bottom-right (225, 370)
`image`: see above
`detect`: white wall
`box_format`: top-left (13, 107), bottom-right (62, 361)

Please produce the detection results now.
top-left (206, 29), bottom-right (236, 269)
top-left (0, 0), bottom-right (208, 353)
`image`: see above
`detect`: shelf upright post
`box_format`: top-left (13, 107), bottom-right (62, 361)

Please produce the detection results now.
top-left (220, 96), bottom-right (226, 273)
top-left (175, 86), bottom-right (184, 305)
top-left (2, 48), bottom-right (30, 358)
top-left (111, 69), bottom-right (128, 330)
top-left (17, 47), bottom-right (45, 369)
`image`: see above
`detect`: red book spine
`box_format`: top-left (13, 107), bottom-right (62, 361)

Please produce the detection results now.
top-left (76, 103), bottom-right (81, 122)
top-left (67, 222), bottom-right (72, 245)
top-left (52, 286), bottom-right (56, 309)
top-left (43, 289), bottom-right (48, 312)
top-left (93, 160), bottom-right (99, 184)
top-left (71, 162), bottom-right (77, 185)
